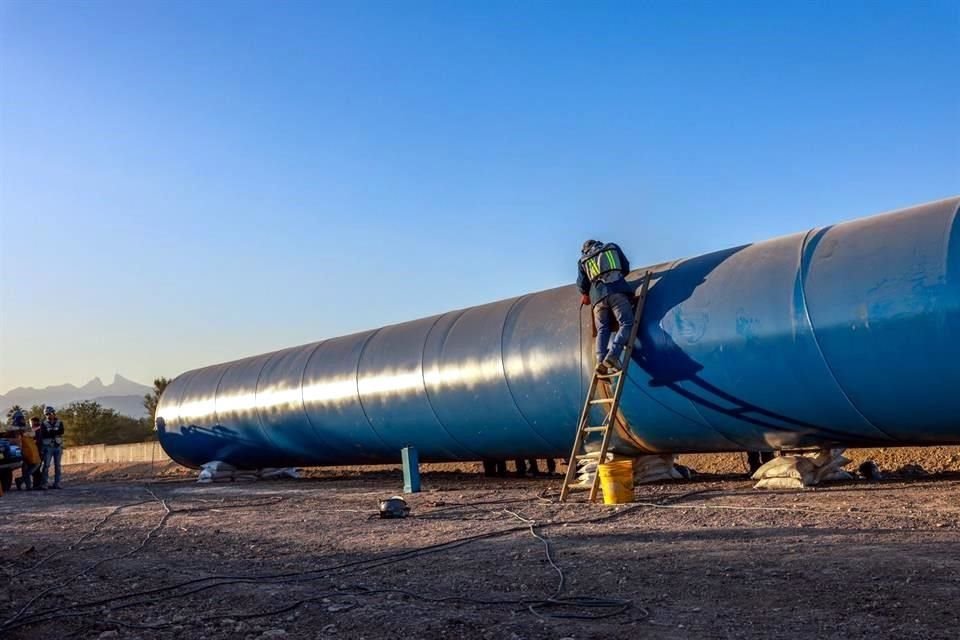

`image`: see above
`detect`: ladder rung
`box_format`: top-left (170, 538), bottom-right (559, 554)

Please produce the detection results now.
top-left (596, 371), bottom-right (621, 379)
top-left (584, 426), bottom-right (608, 433)
top-left (588, 398), bottom-right (614, 405)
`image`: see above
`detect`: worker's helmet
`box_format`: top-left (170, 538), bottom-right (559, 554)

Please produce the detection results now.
top-left (581, 239), bottom-right (603, 256)
top-left (44, 406), bottom-right (56, 416)
top-left (10, 409), bottom-right (26, 428)
top-left (378, 496), bottom-right (410, 519)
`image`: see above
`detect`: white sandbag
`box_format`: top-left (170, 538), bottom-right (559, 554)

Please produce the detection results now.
top-left (572, 453), bottom-right (689, 488)
top-left (752, 448), bottom-right (852, 489)
top-left (633, 454), bottom-right (675, 473)
top-left (197, 460), bottom-right (299, 483)
top-left (635, 470), bottom-right (681, 485)
top-left (574, 452), bottom-right (615, 488)
top-left (634, 454), bottom-right (684, 484)
top-left (198, 460), bottom-right (235, 483)
top-left (259, 467), bottom-right (300, 480)
top-left (751, 456), bottom-right (816, 481)
top-left (811, 448), bottom-right (848, 467)
top-left (754, 477), bottom-right (806, 490)
top-left (633, 463), bottom-right (671, 476)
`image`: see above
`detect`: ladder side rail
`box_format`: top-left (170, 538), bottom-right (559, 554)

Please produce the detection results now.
top-left (587, 394), bottom-right (620, 502)
top-left (604, 271), bottom-right (652, 421)
top-left (621, 271), bottom-right (651, 367)
top-left (560, 374), bottom-right (601, 500)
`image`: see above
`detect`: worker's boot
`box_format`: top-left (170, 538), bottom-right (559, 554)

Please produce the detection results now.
top-left (595, 355), bottom-right (609, 375)
top-left (602, 355), bottom-right (622, 374)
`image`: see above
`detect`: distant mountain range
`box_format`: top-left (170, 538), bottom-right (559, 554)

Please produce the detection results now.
top-left (1, 374), bottom-right (152, 418)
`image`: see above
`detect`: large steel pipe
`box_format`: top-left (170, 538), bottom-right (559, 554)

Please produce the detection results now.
top-left (157, 197), bottom-right (960, 469)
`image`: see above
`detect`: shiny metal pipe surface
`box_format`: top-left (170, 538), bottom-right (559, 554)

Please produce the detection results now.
top-left (157, 197), bottom-right (960, 469)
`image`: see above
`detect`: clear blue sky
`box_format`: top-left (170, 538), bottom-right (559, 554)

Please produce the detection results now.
top-left (1, 0), bottom-right (957, 392)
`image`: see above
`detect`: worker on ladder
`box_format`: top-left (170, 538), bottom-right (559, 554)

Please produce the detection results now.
top-left (577, 239), bottom-right (635, 374)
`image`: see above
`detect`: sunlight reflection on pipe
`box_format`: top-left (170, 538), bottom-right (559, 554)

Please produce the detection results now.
top-left (163, 348), bottom-right (572, 424)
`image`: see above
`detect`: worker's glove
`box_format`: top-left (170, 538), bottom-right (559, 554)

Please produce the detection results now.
top-left (580, 293), bottom-right (590, 306)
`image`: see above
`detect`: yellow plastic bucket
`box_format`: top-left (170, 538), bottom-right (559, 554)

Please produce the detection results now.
top-left (598, 459), bottom-right (634, 504)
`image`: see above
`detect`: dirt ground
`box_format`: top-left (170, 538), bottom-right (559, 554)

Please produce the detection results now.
top-left (1, 448), bottom-right (959, 640)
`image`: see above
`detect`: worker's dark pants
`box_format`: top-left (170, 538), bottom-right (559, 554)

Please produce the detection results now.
top-left (43, 446), bottom-right (62, 487)
top-left (20, 461), bottom-right (39, 489)
top-left (514, 459), bottom-right (527, 477)
top-left (483, 460), bottom-right (508, 477)
top-left (594, 293), bottom-right (635, 364)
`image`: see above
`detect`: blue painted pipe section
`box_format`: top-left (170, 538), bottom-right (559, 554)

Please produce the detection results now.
top-left (157, 197), bottom-right (960, 469)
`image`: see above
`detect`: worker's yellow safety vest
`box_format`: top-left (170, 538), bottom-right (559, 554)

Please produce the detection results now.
top-left (581, 246), bottom-right (623, 282)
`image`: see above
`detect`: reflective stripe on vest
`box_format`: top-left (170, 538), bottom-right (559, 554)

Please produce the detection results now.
top-left (583, 247), bottom-right (622, 282)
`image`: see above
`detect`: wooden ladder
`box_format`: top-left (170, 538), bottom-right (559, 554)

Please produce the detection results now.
top-left (559, 271), bottom-right (652, 502)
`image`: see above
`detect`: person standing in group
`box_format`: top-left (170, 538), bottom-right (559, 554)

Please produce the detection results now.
top-left (577, 239), bottom-right (635, 373)
top-left (11, 410), bottom-right (41, 491)
top-left (39, 406), bottom-right (65, 489)
top-left (29, 415), bottom-right (44, 489)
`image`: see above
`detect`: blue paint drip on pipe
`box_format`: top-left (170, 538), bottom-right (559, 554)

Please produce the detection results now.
top-left (157, 197), bottom-right (960, 469)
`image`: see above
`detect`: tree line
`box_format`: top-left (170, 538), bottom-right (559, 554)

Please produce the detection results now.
top-left (4, 377), bottom-right (170, 447)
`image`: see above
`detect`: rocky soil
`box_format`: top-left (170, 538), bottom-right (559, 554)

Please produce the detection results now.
top-left (0, 448), bottom-right (958, 639)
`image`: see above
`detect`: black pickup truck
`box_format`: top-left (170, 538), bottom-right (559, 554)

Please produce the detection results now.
top-left (0, 436), bottom-right (23, 492)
